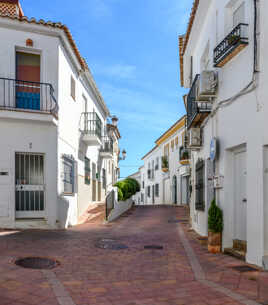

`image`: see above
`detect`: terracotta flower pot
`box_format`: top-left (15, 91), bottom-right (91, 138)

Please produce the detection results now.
top-left (208, 231), bottom-right (222, 254)
top-left (162, 168), bottom-right (169, 173)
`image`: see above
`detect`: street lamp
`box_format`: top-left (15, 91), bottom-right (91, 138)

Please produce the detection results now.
top-left (111, 116), bottom-right (118, 127)
top-left (119, 149), bottom-right (127, 161)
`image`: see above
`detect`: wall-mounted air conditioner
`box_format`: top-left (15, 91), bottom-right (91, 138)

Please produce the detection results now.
top-left (189, 128), bottom-right (201, 148)
top-left (197, 71), bottom-right (218, 101)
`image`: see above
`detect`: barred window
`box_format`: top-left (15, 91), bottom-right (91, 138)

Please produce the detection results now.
top-left (141, 193), bottom-right (144, 203)
top-left (62, 155), bottom-right (75, 195)
top-left (155, 184), bottom-right (159, 197)
top-left (195, 159), bottom-right (205, 211)
top-left (102, 168), bottom-right (106, 189)
top-left (85, 157), bottom-right (90, 185)
top-left (71, 75), bottom-right (76, 101)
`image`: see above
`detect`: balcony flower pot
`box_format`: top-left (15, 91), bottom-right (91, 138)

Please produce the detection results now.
top-left (180, 159), bottom-right (190, 165)
top-left (228, 34), bottom-right (240, 46)
top-left (208, 199), bottom-right (223, 254)
top-left (162, 167), bottom-right (169, 173)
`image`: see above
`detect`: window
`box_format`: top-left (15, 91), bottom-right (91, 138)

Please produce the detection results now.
top-left (164, 144), bottom-right (169, 157)
top-left (102, 169), bottom-right (106, 189)
top-left (175, 137), bottom-right (179, 148)
top-left (71, 75), bottom-right (76, 100)
top-left (141, 193), bottom-right (144, 203)
top-left (62, 155), bottom-right (75, 195)
top-left (195, 159), bottom-right (205, 211)
top-left (155, 157), bottom-right (159, 170)
top-left (171, 140), bottom-right (174, 152)
top-left (147, 186), bottom-right (150, 198)
top-left (85, 157), bottom-right (90, 185)
top-left (155, 184), bottom-right (159, 197)
top-left (142, 181), bottom-right (145, 189)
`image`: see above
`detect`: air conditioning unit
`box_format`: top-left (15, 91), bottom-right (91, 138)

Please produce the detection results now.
top-left (197, 71), bottom-right (217, 101)
top-left (189, 128), bottom-right (201, 148)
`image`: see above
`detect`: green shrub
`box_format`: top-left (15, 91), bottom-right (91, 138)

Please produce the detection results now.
top-left (117, 188), bottom-right (123, 201)
top-left (208, 199), bottom-right (223, 233)
top-left (114, 178), bottom-right (140, 201)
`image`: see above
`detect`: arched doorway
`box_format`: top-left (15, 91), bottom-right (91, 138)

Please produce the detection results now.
top-left (172, 175), bottom-right (177, 204)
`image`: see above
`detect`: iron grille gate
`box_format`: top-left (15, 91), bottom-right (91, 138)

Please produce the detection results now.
top-left (195, 159), bottom-right (205, 211)
top-left (15, 153), bottom-right (45, 218)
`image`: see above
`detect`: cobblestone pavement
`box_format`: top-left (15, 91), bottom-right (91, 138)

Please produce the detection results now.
top-left (0, 206), bottom-right (268, 305)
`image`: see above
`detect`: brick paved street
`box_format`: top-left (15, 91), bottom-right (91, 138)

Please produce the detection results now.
top-left (1, 206), bottom-right (268, 305)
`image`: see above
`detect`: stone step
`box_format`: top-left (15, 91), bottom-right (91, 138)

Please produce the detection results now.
top-left (224, 247), bottom-right (246, 261)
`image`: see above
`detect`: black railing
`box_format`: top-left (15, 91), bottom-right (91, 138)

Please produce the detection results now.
top-left (187, 74), bottom-right (212, 129)
top-left (214, 23), bottom-right (249, 67)
top-left (180, 147), bottom-right (191, 161)
top-left (0, 77), bottom-right (58, 116)
top-left (81, 112), bottom-right (102, 139)
top-left (100, 136), bottom-right (113, 153)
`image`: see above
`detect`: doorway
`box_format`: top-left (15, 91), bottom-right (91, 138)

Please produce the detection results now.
top-left (172, 175), bottom-right (177, 204)
top-left (234, 148), bottom-right (247, 242)
top-left (16, 52), bottom-right (41, 110)
top-left (15, 153), bottom-right (45, 218)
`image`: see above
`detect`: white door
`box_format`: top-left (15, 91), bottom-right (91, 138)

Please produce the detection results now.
top-left (234, 149), bottom-right (247, 241)
top-left (15, 153), bottom-right (45, 218)
top-left (164, 179), bottom-right (170, 204)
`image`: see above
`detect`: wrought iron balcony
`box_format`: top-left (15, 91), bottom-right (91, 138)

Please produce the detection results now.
top-left (0, 77), bottom-right (58, 116)
top-left (187, 74), bottom-right (212, 129)
top-left (80, 112), bottom-right (102, 146)
top-left (179, 147), bottom-right (191, 165)
top-left (214, 23), bottom-right (249, 68)
top-left (100, 136), bottom-right (113, 158)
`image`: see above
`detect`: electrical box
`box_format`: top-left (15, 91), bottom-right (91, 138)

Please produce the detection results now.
top-left (213, 175), bottom-right (224, 189)
top-left (197, 71), bottom-right (217, 101)
top-left (189, 128), bottom-right (201, 148)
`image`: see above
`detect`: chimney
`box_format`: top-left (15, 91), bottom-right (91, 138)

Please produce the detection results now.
top-left (0, 0), bottom-right (24, 17)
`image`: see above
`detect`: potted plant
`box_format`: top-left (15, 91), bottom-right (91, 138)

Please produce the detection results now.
top-left (228, 34), bottom-right (239, 46)
top-left (161, 156), bottom-right (169, 172)
top-left (208, 199), bottom-right (223, 254)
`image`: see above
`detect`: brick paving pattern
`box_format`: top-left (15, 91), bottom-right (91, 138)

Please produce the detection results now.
top-left (0, 206), bottom-right (267, 305)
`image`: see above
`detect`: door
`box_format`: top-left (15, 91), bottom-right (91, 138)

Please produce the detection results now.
top-left (152, 185), bottom-right (155, 204)
top-left (15, 153), bottom-right (45, 218)
top-left (172, 175), bottom-right (177, 204)
top-left (164, 179), bottom-right (170, 204)
top-left (181, 177), bottom-right (187, 204)
top-left (16, 52), bottom-right (41, 110)
top-left (234, 149), bottom-right (247, 241)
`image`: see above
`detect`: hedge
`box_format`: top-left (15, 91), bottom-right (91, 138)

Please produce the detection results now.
top-left (114, 178), bottom-right (140, 202)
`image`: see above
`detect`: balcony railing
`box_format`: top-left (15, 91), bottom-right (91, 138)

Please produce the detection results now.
top-left (214, 23), bottom-right (249, 68)
top-left (187, 74), bottom-right (212, 129)
top-left (81, 112), bottom-right (102, 140)
top-left (0, 77), bottom-right (58, 116)
top-left (100, 136), bottom-right (113, 153)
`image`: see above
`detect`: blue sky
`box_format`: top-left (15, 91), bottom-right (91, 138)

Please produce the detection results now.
top-left (21, 0), bottom-right (192, 178)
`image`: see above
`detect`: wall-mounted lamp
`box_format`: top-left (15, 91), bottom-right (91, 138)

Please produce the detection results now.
top-left (119, 149), bottom-right (126, 161)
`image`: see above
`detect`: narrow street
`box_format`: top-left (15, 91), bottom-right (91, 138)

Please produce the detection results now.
top-left (0, 206), bottom-right (268, 305)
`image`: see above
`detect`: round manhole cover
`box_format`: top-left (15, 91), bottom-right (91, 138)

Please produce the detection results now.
top-left (95, 238), bottom-right (128, 250)
top-left (15, 257), bottom-right (59, 270)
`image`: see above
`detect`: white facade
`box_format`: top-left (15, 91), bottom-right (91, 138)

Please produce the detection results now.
top-left (0, 2), bottom-right (120, 229)
top-left (180, 0), bottom-right (268, 266)
top-left (133, 117), bottom-right (190, 207)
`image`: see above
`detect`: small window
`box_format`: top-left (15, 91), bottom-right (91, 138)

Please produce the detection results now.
top-left (102, 169), bottom-right (106, 189)
top-left (155, 184), bottom-right (159, 197)
top-left (71, 75), bottom-right (76, 101)
top-left (62, 155), bottom-right (75, 195)
top-left (85, 157), bottom-right (90, 185)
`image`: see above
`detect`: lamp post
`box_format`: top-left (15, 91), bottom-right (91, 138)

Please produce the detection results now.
top-left (119, 149), bottom-right (126, 161)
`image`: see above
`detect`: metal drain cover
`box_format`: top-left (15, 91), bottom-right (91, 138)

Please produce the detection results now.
top-left (144, 245), bottom-right (163, 250)
top-left (15, 257), bottom-right (59, 270)
top-left (231, 265), bottom-right (259, 273)
top-left (95, 239), bottom-right (128, 250)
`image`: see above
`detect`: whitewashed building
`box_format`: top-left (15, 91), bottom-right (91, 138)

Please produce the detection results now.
top-left (0, 0), bottom-right (121, 229)
top-left (133, 116), bottom-right (190, 206)
top-left (179, 0), bottom-right (268, 267)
